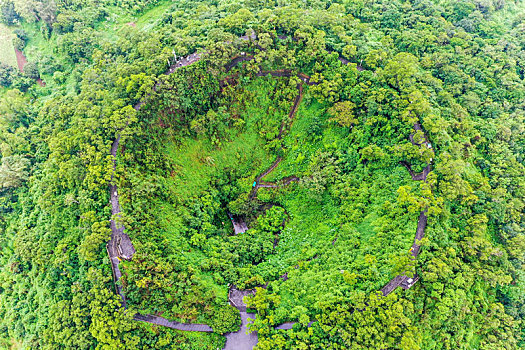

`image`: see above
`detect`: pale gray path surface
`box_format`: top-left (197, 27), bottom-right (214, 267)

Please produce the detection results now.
top-left (275, 321), bottom-right (314, 330)
top-left (224, 312), bottom-right (258, 350)
top-left (229, 214), bottom-right (249, 234)
top-left (232, 219), bottom-right (248, 234)
top-left (224, 287), bottom-right (258, 349)
top-left (133, 314), bottom-right (213, 332)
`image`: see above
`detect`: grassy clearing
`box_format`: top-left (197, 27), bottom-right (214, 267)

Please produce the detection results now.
top-left (135, 0), bottom-right (174, 30)
top-left (95, 1), bottom-right (175, 41)
top-left (264, 91), bottom-right (329, 182)
top-left (164, 130), bottom-right (269, 200)
top-left (0, 24), bottom-right (17, 67)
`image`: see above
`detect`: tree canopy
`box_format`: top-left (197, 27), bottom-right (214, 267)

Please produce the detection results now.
top-left (0, 0), bottom-right (523, 349)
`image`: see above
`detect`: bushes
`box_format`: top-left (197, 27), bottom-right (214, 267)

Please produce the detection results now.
top-left (0, 64), bottom-right (32, 90)
top-left (208, 305), bottom-right (241, 334)
top-left (52, 70), bottom-right (66, 84)
top-left (0, 155), bottom-right (30, 189)
top-left (0, 1), bottom-right (19, 25)
top-left (10, 75), bottom-right (32, 91)
top-left (12, 28), bottom-right (27, 50)
top-left (38, 55), bottom-right (62, 76)
top-left (57, 29), bottom-right (98, 63)
top-left (11, 35), bottom-right (23, 50)
top-left (23, 61), bottom-right (39, 79)
top-left (0, 63), bottom-right (16, 87)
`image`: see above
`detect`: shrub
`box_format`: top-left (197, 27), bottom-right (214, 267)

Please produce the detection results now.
top-left (23, 62), bottom-right (39, 79)
top-left (12, 36), bottom-right (24, 50)
top-left (208, 305), bottom-right (241, 334)
top-left (53, 71), bottom-right (66, 84)
top-left (0, 1), bottom-right (20, 25)
top-left (11, 75), bottom-right (33, 91)
top-left (0, 63), bottom-right (16, 87)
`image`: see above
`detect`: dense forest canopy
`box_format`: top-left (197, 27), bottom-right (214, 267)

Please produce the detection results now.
top-left (0, 0), bottom-right (523, 349)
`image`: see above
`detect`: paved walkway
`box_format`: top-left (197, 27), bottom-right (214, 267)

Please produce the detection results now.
top-left (225, 288), bottom-right (258, 349)
top-left (380, 122), bottom-right (433, 296)
top-left (133, 314), bottom-right (213, 332)
top-left (224, 312), bottom-right (258, 350)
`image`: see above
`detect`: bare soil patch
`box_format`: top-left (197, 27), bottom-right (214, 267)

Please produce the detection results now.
top-left (14, 48), bottom-right (27, 72)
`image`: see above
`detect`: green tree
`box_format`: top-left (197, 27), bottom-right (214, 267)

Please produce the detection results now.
top-left (0, 155), bottom-right (29, 189)
top-left (328, 100), bottom-right (358, 128)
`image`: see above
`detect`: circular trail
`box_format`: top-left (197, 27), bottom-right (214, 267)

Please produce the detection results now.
top-left (106, 34), bottom-right (434, 347)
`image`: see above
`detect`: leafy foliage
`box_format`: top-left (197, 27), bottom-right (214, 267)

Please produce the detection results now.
top-left (0, 0), bottom-right (523, 349)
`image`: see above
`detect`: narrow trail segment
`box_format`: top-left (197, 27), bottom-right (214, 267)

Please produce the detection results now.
top-left (133, 314), bottom-right (213, 332)
top-left (106, 33), bottom-right (435, 345)
top-left (248, 76), bottom-right (307, 199)
top-left (380, 122), bottom-right (433, 296)
top-left (108, 135), bottom-right (134, 308)
top-left (224, 288), bottom-right (258, 350)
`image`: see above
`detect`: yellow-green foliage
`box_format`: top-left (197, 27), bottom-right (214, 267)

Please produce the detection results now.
top-left (0, 24), bottom-right (17, 67)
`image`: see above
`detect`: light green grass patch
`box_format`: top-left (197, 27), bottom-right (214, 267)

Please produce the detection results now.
top-left (164, 129), bottom-right (269, 200)
top-left (0, 24), bottom-right (17, 67)
top-left (135, 0), bottom-right (174, 30)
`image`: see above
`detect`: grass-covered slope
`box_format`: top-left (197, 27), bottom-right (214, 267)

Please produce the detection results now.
top-left (0, 24), bottom-right (17, 67)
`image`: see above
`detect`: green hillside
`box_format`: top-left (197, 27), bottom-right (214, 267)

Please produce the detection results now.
top-left (0, 0), bottom-right (523, 349)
